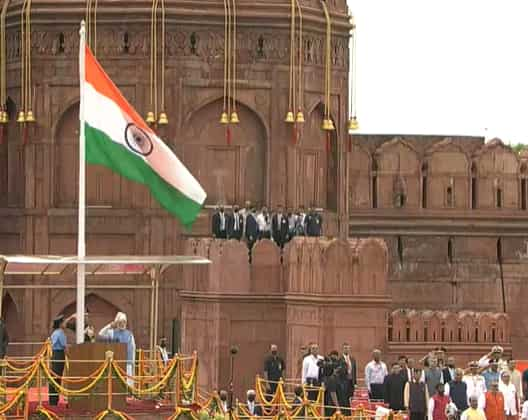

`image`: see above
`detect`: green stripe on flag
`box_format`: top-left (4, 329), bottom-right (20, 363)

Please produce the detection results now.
top-left (85, 123), bottom-right (202, 227)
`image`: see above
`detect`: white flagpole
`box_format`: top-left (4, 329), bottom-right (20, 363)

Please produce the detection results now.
top-left (76, 20), bottom-right (87, 344)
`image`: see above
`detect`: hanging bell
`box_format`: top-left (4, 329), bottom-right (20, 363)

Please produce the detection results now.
top-left (348, 116), bottom-right (359, 130)
top-left (322, 118), bottom-right (331, 130)
top-left (328, 119), bottom-right (335, 131)
top-left (158, 112), bottom-right (168, 125)
top-left (145, 111), bottom-right (155, 124)
top-left (0, 111), bottom-right (7, 124)
top-left (25, 110), bottom-right (35, 123)
top-left (230, 111), bottom-right (240, 124)
top-left (16, 111), bottom-right (26, 123)
top-left (220, 112), bottom-right (229, 124)
top-left (296, 110), bottom-right (305, 123)
top-left (285, 111), bottom-right (295, 123)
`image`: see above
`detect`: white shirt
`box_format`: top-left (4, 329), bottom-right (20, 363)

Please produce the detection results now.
top-left (499, 381), bottom-right (518, 415)
top-left (364, 360), bottom-right (388, 391)
top-left (463, 374), bottom-right (487, 404)
top-left (256, 213), bottom-right (271, 232)
top-left (288, 214), bottom-right (297, 230)
top-left (247, 400), bottom-right (256, 415)
top-left (219, 212), bottom-right (226, 231)
top-left (478, 356), bottom-right (508, 372)
top-left (158, 346), bottom-right (169, 365)
top-left (521, 400), bottom-right (528, 420)
top-left (233, 212), bottom-right (241, 231)
top-left (302, 354), bottom-right (323, 384)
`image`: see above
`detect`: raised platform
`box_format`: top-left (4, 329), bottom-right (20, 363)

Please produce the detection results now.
top-left (21, 387), bottom-right (175, 418)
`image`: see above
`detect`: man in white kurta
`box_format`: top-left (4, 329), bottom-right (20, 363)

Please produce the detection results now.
top-left (99, 312), bottom-right (136, 386)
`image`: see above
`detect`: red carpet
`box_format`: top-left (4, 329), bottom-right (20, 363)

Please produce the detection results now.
top-left (10, 387), bottom-right (176, 416)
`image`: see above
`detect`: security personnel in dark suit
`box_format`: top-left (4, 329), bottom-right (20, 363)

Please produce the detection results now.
top-left (272, 205), bottom-right (289, 247)
top-left (212, 206), bottom-right (228, 239)
top-left (227, 205), bottom-right (244, 240)
top-left (305, 207), bottom-right (323, 237)
top-left (245, 208), bottom-right (259, 249)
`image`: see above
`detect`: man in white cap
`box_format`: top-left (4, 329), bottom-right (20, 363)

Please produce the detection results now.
top-left (244, 389), bottom-right (262, 416)
top-left (463, 362), bottom-right (486, 408)
top-left (99, 312), bottom-right (136, 385)
top-left (478, 346), bottom-right (508, 372)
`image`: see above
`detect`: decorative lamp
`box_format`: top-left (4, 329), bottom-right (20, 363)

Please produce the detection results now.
top-left (230, 111), bottom-right (240, 124)
top-left (296, 110), bottom-right (305, 123)
top-left (220, 112), bottom-right (229, 124)
top-left (146, 111), bottom-right (155, 124)
top-left (25, 110), bottom-right (35, 123)
top-left (348, 116), bottom-right (359, 130)
top-left (0, 111), bottom-right (7, 124)
top-left (16, 111), bottom-right (26, 123)
top-left (328, 119), bottom-right (335, 131)
top-left (158, 112), bottom-right (168, 125)
top-left (322, 118), bottom-right (332, 130)
top-left (285, 111), bottom-right (295, 123)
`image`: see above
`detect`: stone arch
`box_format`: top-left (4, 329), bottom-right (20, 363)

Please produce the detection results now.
top-left (476, 313), bottom-right (493, 343)
top-left (459, 312), bottom-right (476, 343)
top-left (427, 312), bottom-right (442, 342)
top-left (408, 310), bottom-right (423, 342)
top-left (492, 313), bottom-right (509, 343)
top-left (348, 139), bottom-right (372, 209)
top-left (181, 98), bottom-right (266, 206)
top-left (322, 239), bottom-right (353, 294)
top-left (296, 102), bottom-right (338, 210)
top-left (2, 292), bottom-right (23, 343)
top-left (53, 102), bottom-right (136, 208)
top-left (389, 309), bottom-right (409, 343)
top-left (442, 312), bottom-right (458, 343)
top-left (356, 238), bottom-right (388, 295)
top-left (375, 138), bottom-right (421, 208)
top-left (473, 138), bottom-right (520, 209)
top-left (424, 138), bottom-right (470, 209)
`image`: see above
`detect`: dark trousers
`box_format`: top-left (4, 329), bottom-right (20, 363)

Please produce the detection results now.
top-left (305, 378), bottom-right (320, 402)
top-left (369, 383), bottom-right (384, 400)
top-left (49, 350), bottom-right (65, 406)
top-left (230, 230), bottom-right (243, 240)
top-left (217, 230), bottom-right (227, 239)
top-left (259, 231), bottom-right (271, 240)
top-left (269, 380), bottom-right (278, 395)
top-left (340, 380), bottom-right (354, 414)
top-left (410, 412), bottom-right (425, 420)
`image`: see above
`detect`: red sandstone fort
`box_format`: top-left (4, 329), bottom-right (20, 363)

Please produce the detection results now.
top-left (0, 0), bottom-right (526, 399)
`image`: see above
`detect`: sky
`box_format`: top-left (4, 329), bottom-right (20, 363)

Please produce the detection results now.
top-left (346, 0), bottom-right (528, 144)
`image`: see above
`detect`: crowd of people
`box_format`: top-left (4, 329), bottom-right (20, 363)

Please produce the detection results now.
top-left (211, 202), bottom-right (323, 248)
top-left (364, 345), bottom-right (528, 420)
top-left (236, 343), bottom-right (528, 420)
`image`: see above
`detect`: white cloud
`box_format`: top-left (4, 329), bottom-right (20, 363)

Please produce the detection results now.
top-left (347, 0), bottom-right (528, 144)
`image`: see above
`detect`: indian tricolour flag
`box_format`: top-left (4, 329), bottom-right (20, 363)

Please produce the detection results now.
top-left (80, 44), bottom-right (206, 227)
